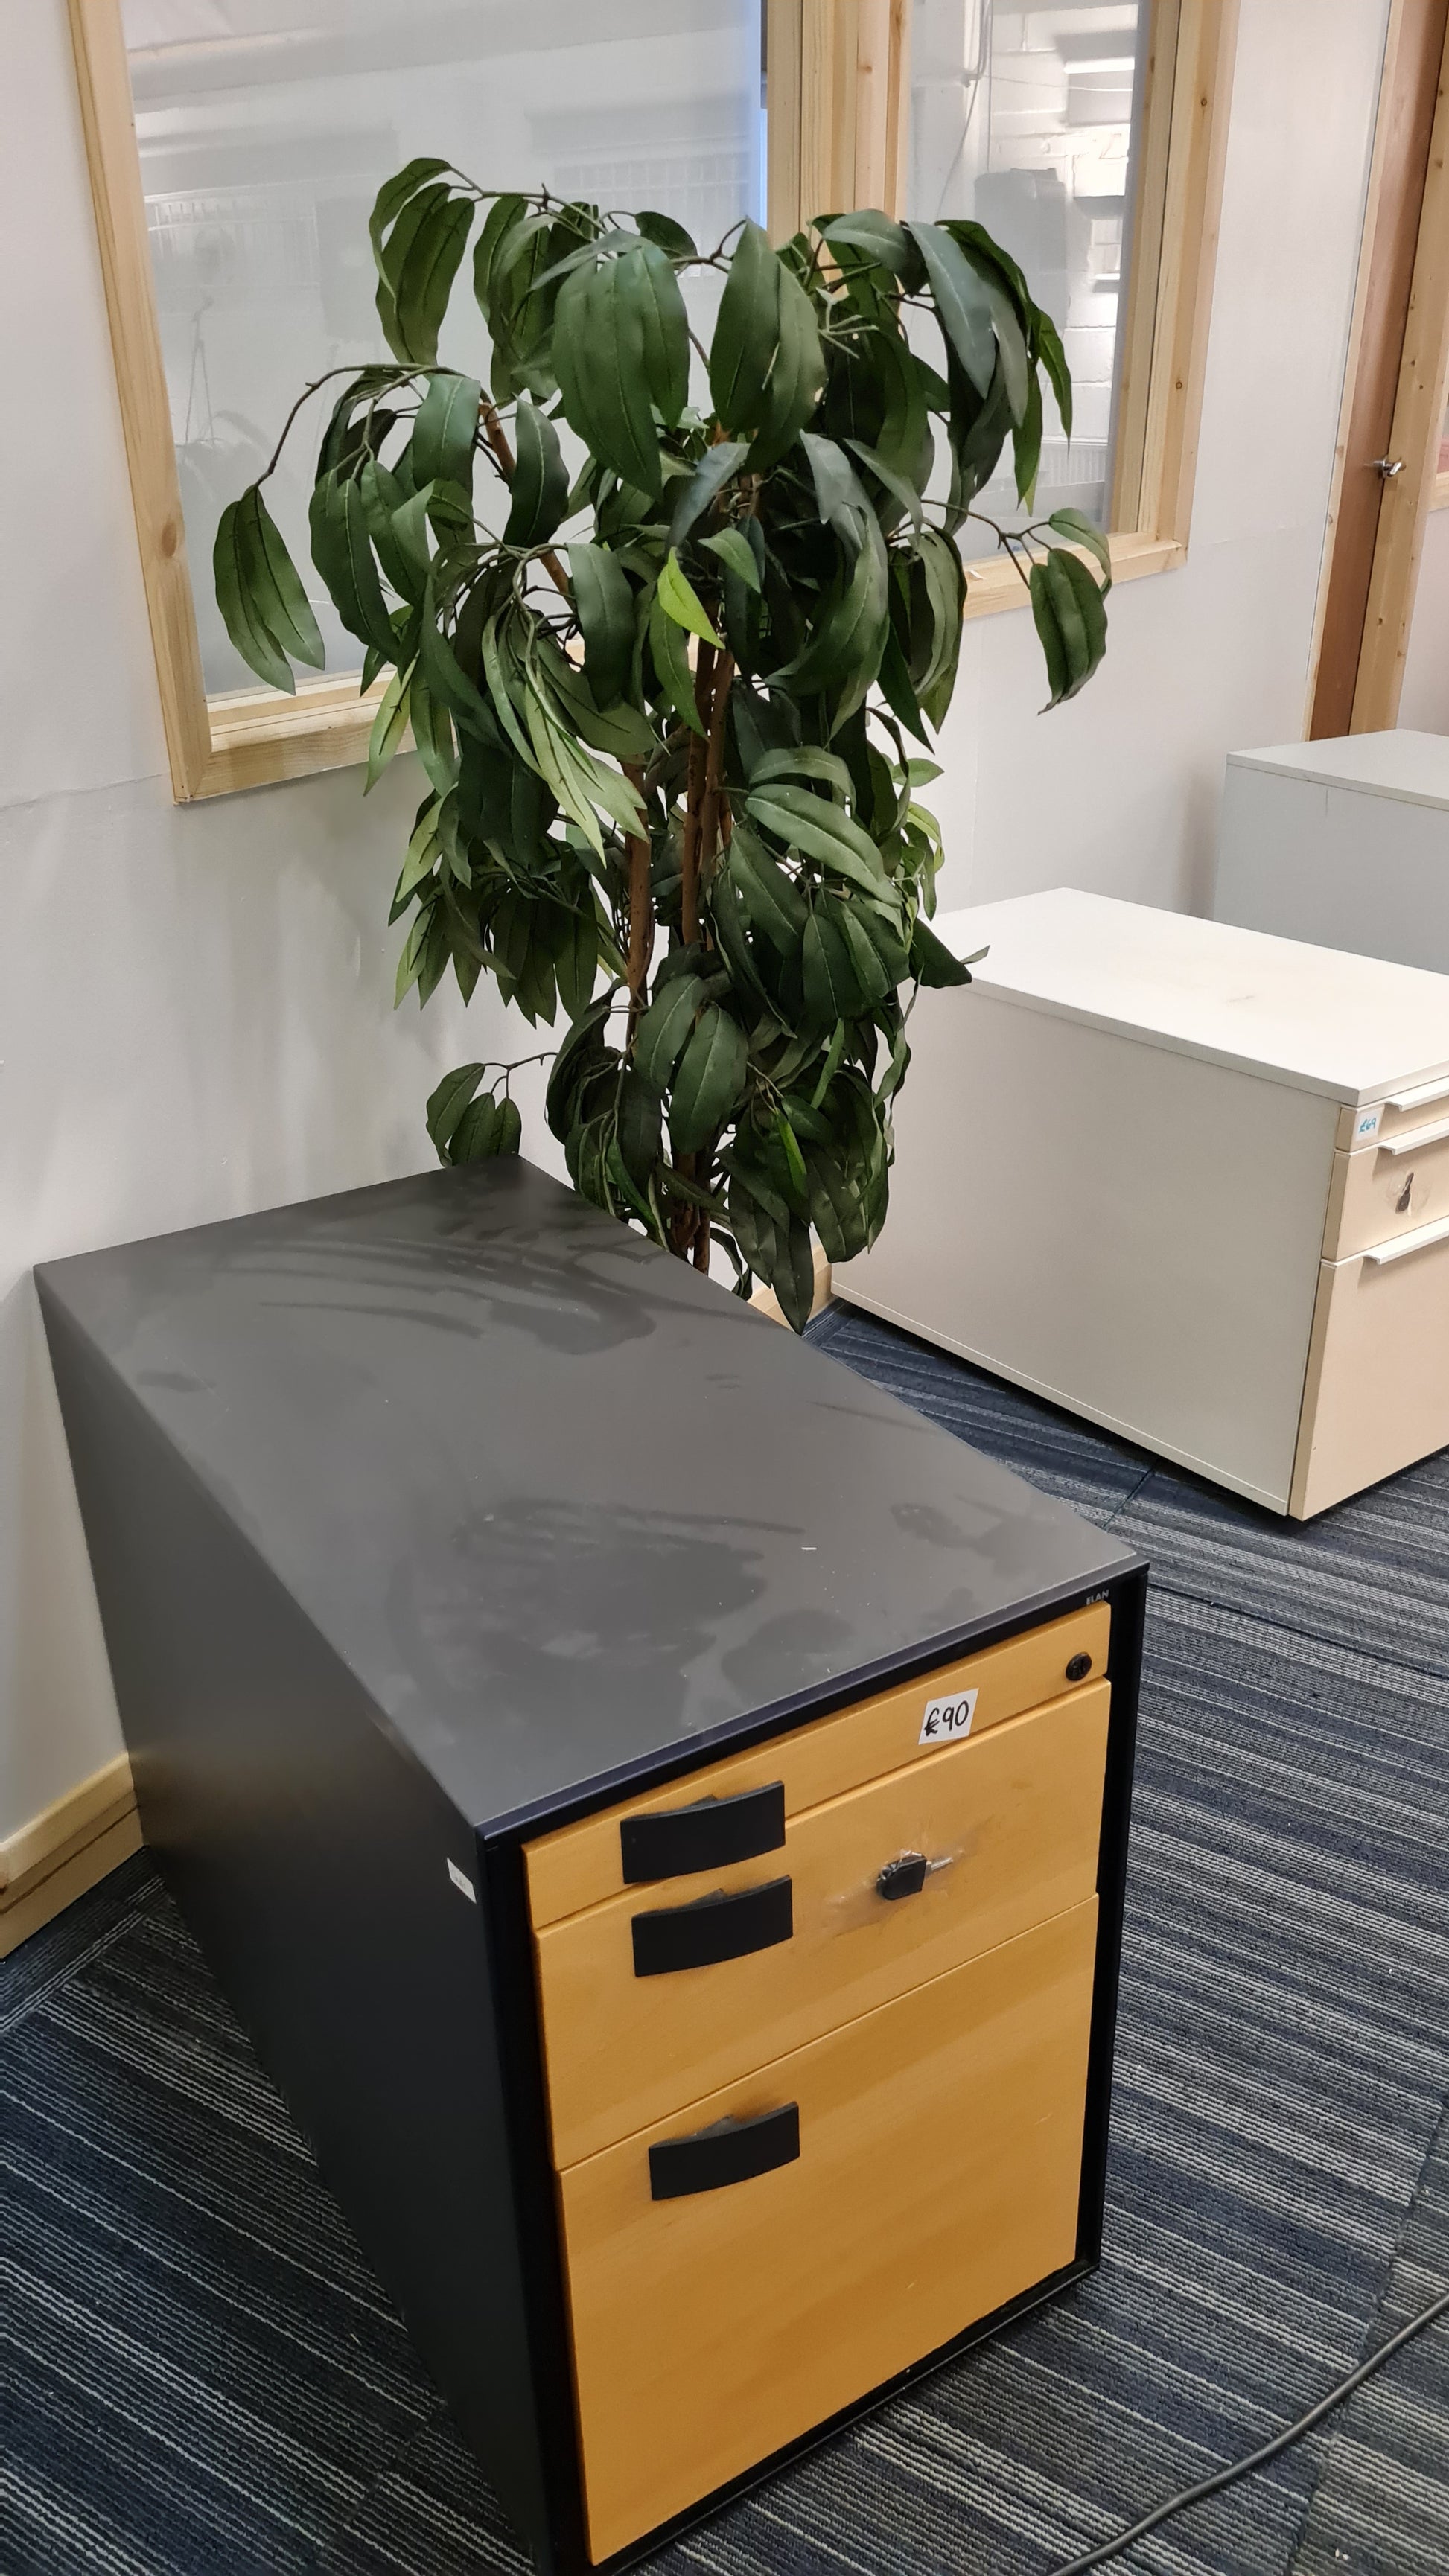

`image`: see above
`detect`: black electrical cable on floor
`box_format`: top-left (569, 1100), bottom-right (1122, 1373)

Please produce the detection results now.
top-left (1045, 2284), bottom-right (1449, 2576)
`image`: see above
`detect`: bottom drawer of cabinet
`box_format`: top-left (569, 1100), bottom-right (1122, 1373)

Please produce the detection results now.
top-left (557, 1898), bottom-right (1098, 2563)
top-left (1293, 1225), bottom-right (1449, 1516)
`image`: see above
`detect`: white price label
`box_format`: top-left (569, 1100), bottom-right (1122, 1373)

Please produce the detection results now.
top-left (920, 1687), bottom-right (977, 1747)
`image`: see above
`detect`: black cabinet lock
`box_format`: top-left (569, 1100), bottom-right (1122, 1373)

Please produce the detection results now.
top-left (876, 1852), bottom-right (929, 1901)
top-left (1066, 1651), bottom-right (1092, 1682)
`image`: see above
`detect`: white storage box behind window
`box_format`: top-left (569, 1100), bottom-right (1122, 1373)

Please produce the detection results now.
top-left (1214, 731), bottom-right (1449, 974)
top-left (834, 891), bottom-right (1449, 1518)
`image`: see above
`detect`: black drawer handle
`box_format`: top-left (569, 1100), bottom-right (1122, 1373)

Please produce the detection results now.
top-left (631, 1875), bottom-right (793, 1977)
top-left (620, 1779), bottom-right (786, 1884)
top-left (649, 2103), bottom-right (800, 2200)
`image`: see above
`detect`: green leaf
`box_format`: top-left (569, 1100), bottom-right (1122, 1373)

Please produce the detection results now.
top-left (657, 548), bottom-right (722, 646)
top-left (818, 211), bottom-right (923, 288)
top-left (494, 1094), bottom-right (523, 1155)
top-left (775, 1109), bottom-right (809, 1205)
top-left (479, 608), bottom-right (541, 766)
top-left (555, 902), bottom-right (599, 1021)
top-left (382, 189), bottom-right (475, 367)
top-left (808, 1152), bottom-right (870, 1265)
top-left (915, 526), bottom-right (966, 720)
top-left (214, 494), bottom-right (298, 692)
top-left (636, 239), bottom-right (690, 427)
top-left (749, 261), bottom-right (824, 469)
top-left (909, 221), bottom-right (996, 398)
top-left (1029, 557), bottom-right (1069, 707)
top-left (876, 622), bottom-right (931, 745)
top-left (310, 473), bottom-right (398, 657)
top-left (835, 902), bottom-right (894, 1005)
top-left (710, 220), bottom-right (782, 431)
top-left (844, 436), bottom-right (923, 533)
top-left (471, 189), bottom-right (529, 337)
top-left (365, 663), bottom-right (411, 791)
top-left (1042, 544), bottom-right (1092, 698)
top-left (745, 785), bottom-right (885, 887)
top-left (419, 578), bottom-right (499, 746)
top-left (412, 371), bottom-right (480, 494)
top-left (1052, 543), bottom-right (1109, 688)
top-left (699, 526), bottom-right (761, 592)
top-left (810, 1018), bottom-right (847, 1108)
top-left (392, 797), bottom-right (442, 917)
top-left (407, 670), bottom-right (458, 799)
top-left (668, 440), bottom-right (748, 546)
top-left (669, 1004), bottom-right (748, 1152)
top-left (910, 916), bottom-right (973, 987)
top-left (802, 908), bottom-right (864, 1024)
top-left (546, 989), bottom-right (618, 1140)
top-left (555, 245), bottom-right (665, 497)
top-left (616, 1065), bottom-right (663, 1185)
top-left (648, 591), bottom-right (704, 733)
top-left (426, 1059), bottom-right (485, 1156)
top-left (390, 482), bottom-right (436, 595)
top-left (370, 158), bottom-right (449, 270)
top-left (749, 745), bottom-right (853, 798)
top-left (237, 484), bottom-right (325, 669)
top-left (504, 398), bottom-right (569, 546)
top-left (1013, 366), bottom-right (1042, 508)
top-left (567, 542), bottom-right (635, 705)
top-left (1048, 508), bottom-right (1113, 593)
top-left (773, 526), bottom-right (889, 721)
top-left (1035, 308), bottom-right (1074, 440)
top-left (634, 970), bottom-right (704, 1091)
top-left (636, 208), bottom-right (696, 258)
top-left (726, 826), bottom-right (809, 957)
top-left (451, 1094), bottom-right (501, 1161)
top-left (800, 432), bottom-right (874, 555)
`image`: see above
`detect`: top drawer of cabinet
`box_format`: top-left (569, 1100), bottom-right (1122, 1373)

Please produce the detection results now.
top-left (1337, 1080), bottom-right (1449, 1152)
top-left (523, 1601), bottom-right (1109, 1928)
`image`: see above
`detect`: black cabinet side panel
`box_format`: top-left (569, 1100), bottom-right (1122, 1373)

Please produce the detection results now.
top-left (41, 1296), bottom-right (558, 2567)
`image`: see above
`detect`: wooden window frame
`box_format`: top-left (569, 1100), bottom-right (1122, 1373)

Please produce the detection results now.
top-left (71, 0), bottom-right (1236, 802)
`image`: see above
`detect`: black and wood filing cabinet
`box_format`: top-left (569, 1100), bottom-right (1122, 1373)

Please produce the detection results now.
top-left (38, 1160), bottom-right (1146, 2572)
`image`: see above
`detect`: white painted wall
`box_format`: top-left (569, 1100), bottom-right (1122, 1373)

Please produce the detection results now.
top-left (0, 0), bottom-right (1390, 1835)
top-left (1401, 508), bottom-right (1449, 733)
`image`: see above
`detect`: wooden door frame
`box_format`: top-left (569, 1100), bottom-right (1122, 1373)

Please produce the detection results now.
top-left (1308, 0), bottom-right (1449, 736)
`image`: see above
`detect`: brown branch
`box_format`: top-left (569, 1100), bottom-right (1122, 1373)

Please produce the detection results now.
top-left (697, 649), bottom-right (735, 894)
top-left (623, 761), bottom-right (653, 1042)
top-left (678, 641), bottom-right (716, 949)
top-left (480, 399), bottom-right (571, 598)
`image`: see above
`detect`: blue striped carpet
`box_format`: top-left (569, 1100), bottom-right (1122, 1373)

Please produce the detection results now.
top-left (4, 1304), bottom-right (1446, 2576)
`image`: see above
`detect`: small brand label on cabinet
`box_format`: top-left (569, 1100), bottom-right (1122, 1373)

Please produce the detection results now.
top-left (1355, 1106), bottom-right (1383, 1141)
top-left (920, 1687), bottom-right (978, 1746)
top-left (447, 1858), bottom-right (477, 1901)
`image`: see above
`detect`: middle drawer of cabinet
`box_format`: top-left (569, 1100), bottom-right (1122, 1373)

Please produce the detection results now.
top-left (533, 1677), bottom-right (1109, 2167)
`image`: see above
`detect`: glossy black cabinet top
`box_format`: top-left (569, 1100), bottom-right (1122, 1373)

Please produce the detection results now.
top-left (38, 1161), bottom-right (1134, 1832)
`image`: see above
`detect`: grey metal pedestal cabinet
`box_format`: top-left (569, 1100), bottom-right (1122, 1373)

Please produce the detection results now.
top-left (38, 1160), bottom-right (1145, 2573)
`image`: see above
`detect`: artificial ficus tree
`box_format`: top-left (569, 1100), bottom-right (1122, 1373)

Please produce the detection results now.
top-left (214, 176), bottom-right (1110, 1327)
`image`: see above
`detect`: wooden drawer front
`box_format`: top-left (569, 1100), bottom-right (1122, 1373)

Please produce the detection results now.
top-left (1337, 1083), bottom-right (1449, 1150)
top-left (535, 1681), bottom-right (1108, 2169)
top-left (1324, 1127), bottom-right (1449, 1258)
top-left (558, 1898), bottom-right (1098, 2563)
top-left (524, 1601), bottom-right (1109, 1929)
top-left (1293, 1230), bottom-right (1449, 1517)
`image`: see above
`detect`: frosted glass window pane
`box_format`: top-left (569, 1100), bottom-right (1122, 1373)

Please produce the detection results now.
top-left (121, 2), bottom-right (767, 695)
top-left (908, 0), bottom-right (1147, 532)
